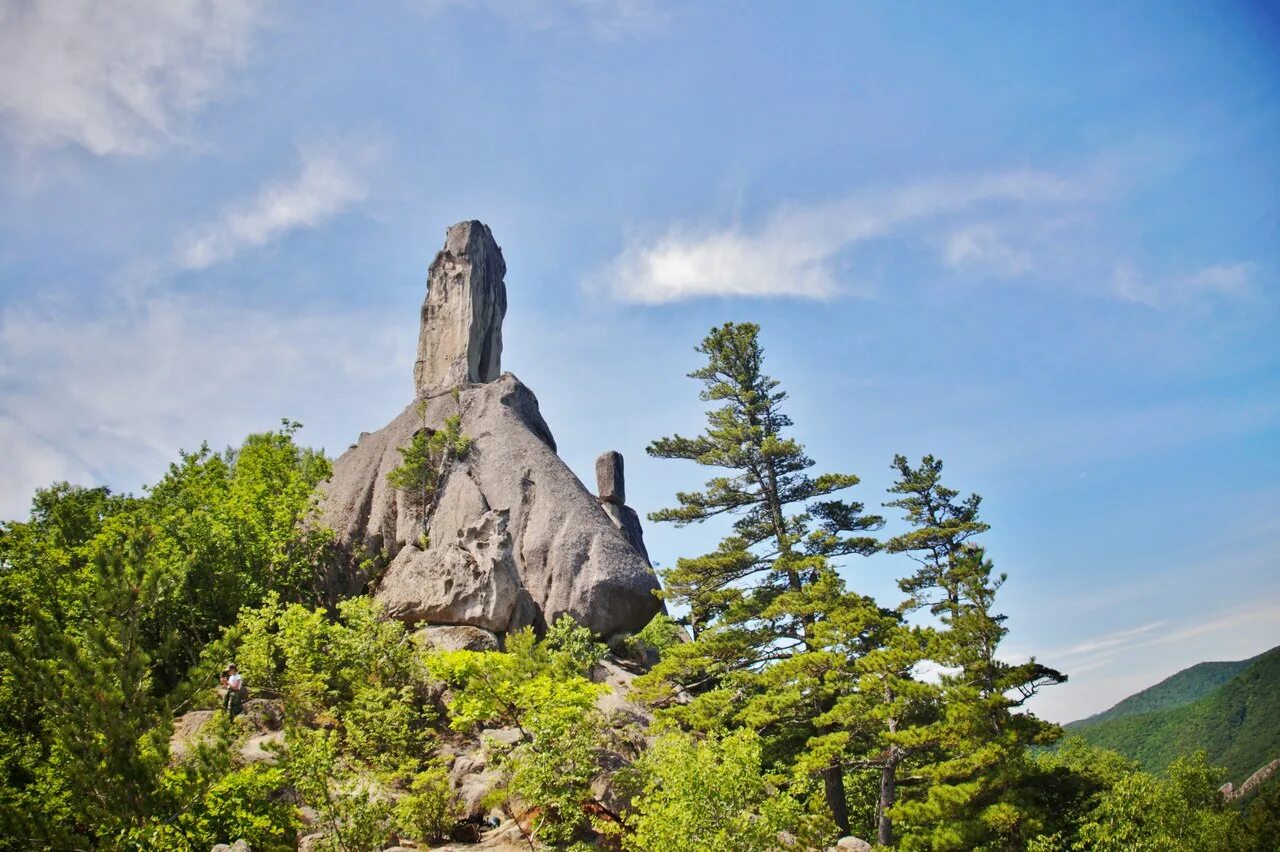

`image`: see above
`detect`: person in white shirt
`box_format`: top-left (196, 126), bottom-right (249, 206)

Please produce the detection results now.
top-left (221, 663), bottom-right (244, 718)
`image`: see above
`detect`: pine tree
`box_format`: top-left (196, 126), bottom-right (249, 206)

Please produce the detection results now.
top-left (883, 454), bottom-right (989, 616)
top-left (640, 322), bottom-right (883, 832)
top-left (893, 546), bottom-right (1067, 849)
top-left (13, 540), bottom-right (172, 845)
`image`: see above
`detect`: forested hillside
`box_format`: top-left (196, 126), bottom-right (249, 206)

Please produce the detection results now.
top-left (1068, 654), bottom-right (1262, 728)
top-left (1068, 647), bottom-right (1280, 783)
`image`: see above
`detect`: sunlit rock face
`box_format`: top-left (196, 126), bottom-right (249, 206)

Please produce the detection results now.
top-left (413, 220), bottom-right (506, 396)
top-left (320, 221), bottom-right (662, 638)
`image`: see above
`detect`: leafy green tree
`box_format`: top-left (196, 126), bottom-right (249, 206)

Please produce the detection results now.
top-left (3, 542), bottom-right (172, 847)
top-left (1026, 738), bottom-right (1140, 849)
top-left (805, 615), bottom-right (940, 846)
top-left (386, 406), bottom-right (472, 529)
top-left (1075, 752), bottom-right (1240, 851)
top-left (232, 595), bottom-right (433, 772)
top-left (615, 728), bottom-right (829, 852)
top-left (285, 727), bottom-right (393, 852)
top-left (394, 765), bottom-right (461, 845)
top-left (428, 618), bottom-right (610, 844)
top-left (1238, 777), bottom-right (1280, 852)
top-left (640, 321), bottom-right (883, 833)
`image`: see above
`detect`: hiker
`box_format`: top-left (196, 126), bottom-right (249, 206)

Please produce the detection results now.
top-left (220, 663), bottom-right (244, 719)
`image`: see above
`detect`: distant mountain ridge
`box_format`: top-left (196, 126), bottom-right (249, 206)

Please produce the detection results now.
top-left (1066, 645), bottom-right (1280, 783)
top-left (1069, 653), bottom-right (1263, 728)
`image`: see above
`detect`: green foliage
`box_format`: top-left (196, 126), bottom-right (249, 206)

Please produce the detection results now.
top-left (890, 546), bottom-right (1066, 850)
top-left (1026, 737), bottom-right (1140, 847)
top-left (428, 623), bottom-right (610, 844)
top-left (179, 764), bottom-right (297, 851)
top-left (1, 542), bottom-right (172, 847)
top-left (285, 727), bottom-right (393, 852)
top-left (642, 321), bottom-right (883, 833)
top-left (1238, 777), bottom-right (1280, 851)
top-left (386, 406), bottom-right (472, 523)
top-left (394, 765), bottom-right (461, 845)
top-left (883, 454), bottom-right (989, 615)
top-left (232, 595), bottom-right (433, 774)
top-left (1076, 752), bottom-right (1240, 851)
top-left (616, 728), bottom-right (829, 852)
top-left (1066, 646), bottom-right (1280, 782)
top-left (614, 613), bottom-right (684, 663)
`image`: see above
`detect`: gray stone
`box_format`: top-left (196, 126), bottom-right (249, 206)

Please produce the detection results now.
top-left (617, 504), bottom-right (650, 565)
top-left (376, 510), bottom-right (537, 633)
top-left (595, 450), bottom-right (625, 505)
top-left (414, 220), bottom-right (506, 395)
top-left (210, 842), bottom-right (251, 852)
top-left (321, 221), bottom-right (662, 638)
top-left (835, 837), bottom-right (874, 852)
top-left (601, 501), bottom-right (651, 565)
top-left (416, 624), bottom-right (501, 652)
top-left (322, 374), bottom-right (662, 637)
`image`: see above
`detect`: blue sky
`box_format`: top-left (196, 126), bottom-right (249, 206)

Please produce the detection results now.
top-left (0, 1), bottom-right (1276, 722)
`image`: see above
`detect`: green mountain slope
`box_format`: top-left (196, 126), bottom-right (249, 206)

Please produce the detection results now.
top-left (1066, 645), bottom-right (1280, 782)
top-left (1068, 654), bottom-right (1260, 727)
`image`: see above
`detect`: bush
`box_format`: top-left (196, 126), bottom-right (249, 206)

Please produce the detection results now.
top-left (394, 765), bottom-right (461, 844)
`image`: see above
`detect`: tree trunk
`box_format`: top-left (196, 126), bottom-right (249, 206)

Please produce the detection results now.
top-left (824, 765), bottom-right (850, 835)
top-left (878, 754), bottom-right (898, 847)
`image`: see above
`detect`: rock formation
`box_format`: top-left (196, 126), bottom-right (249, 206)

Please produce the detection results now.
top-left (594, 451), bottom-right (650, 564)
top-left (321, 221), bottom-right (662, 638)
top-left (414, 221), bottom-right (507, 395)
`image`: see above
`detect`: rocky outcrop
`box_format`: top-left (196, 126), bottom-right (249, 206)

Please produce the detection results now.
top-left (320, 221), bottom-right (662, 639)
top-left (595, 451), bottom-right (650, 564)
top-left (415, 624), bottom-right (502, 652)
top-left (1220, 757), bottom-right (1279, 802)
top-left (377, 510), bottom-right (538, 632)
top-left (414, 220), bottom-right (506, 395)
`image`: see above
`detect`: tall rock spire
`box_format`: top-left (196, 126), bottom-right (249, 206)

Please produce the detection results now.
top-left (323, 220), bottom-right (663, 639)
top-left (413, 220), bottom-right (507, 396)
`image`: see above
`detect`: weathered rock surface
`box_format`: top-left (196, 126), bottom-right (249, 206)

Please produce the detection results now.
top-left (415, 624), bottom-right (502, 652)
top-left (321, 221), bottom-right (662, 638)
top-left (209, 841), bottom-right (251, 852)
top-left (414, 220), bottom-right (506, 395)
top-left (595, 451), bottom-right (650, 564)
top-left (595, 451), bottom-right (625, 505)
top-left (322, 373), bottom-right (662, 637)
top-left (377, 510), bottom-right (538, 632)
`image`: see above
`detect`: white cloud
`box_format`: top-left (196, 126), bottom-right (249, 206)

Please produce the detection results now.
top-left (602, 169), bottom-right (1082, 304)
top-left (176, 149), bottom-right (370, 270)
top-left (0, 0), bottom-right (266, 155)
top-left (415, 0), bottom-right (664, 37)
top-left (943, 224), bottom-right (1032, 277)
top-left (0, 292), bottom-right (411, 520)
top-left (1111, 260), bottom-right (1257, 306)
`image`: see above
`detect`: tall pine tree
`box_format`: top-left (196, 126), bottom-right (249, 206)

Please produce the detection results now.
top-left (884, 458), bottom-right (1066, 849)
top-left (639, 322), bottom-right (883, 832)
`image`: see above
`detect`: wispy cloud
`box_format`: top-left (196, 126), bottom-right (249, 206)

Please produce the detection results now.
top-left (0, 0), bottom-right (266, 155)
top-left (176, 148), bottom-right (370, 270)
top-left (600, 169), bottom-right (1083, 304)
top-left (1027, 599), bottom-right (1280, 721)
top-left (0, 291), bottom-right (410, 520)
top-left (943, 224), bottom-right (1032, 277)
top-left (1111, 260), bottom-right (1257, 306)
top-left (414, 0), bottom-right (665, 38)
